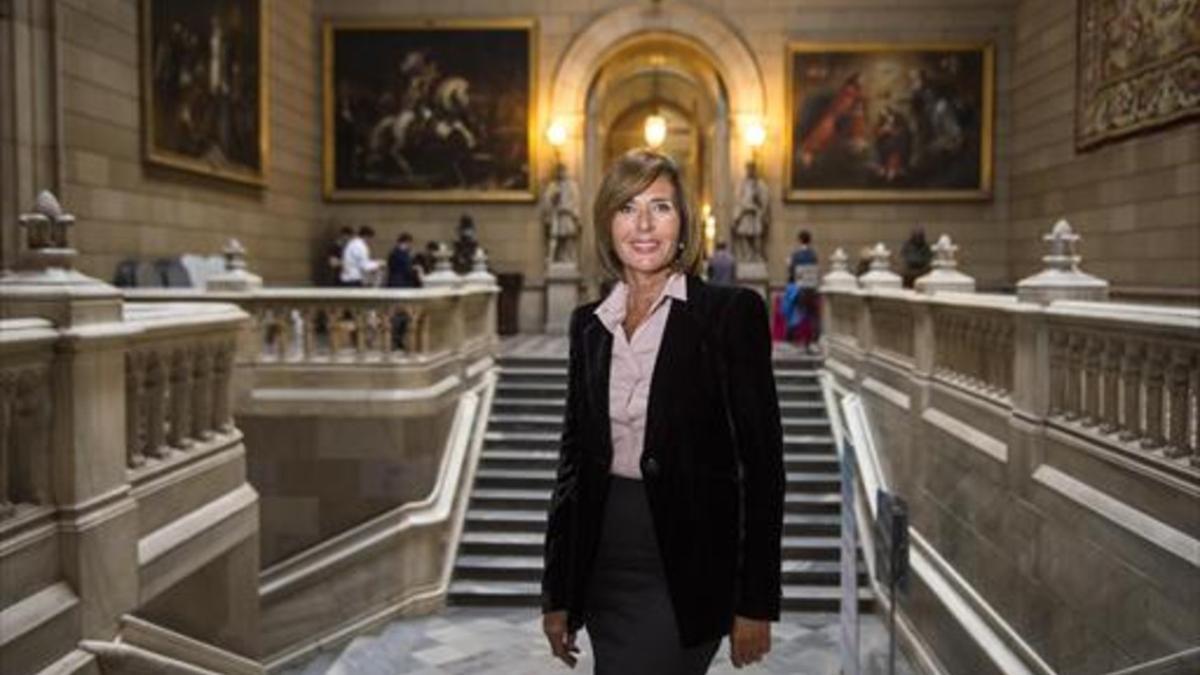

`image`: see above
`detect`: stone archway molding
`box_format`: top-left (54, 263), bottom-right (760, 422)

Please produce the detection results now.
top-left (549, 2), bottom-right (765, 138)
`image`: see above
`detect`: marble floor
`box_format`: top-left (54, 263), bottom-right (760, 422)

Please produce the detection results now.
top-left (281, 607), bottom-right (915, 675)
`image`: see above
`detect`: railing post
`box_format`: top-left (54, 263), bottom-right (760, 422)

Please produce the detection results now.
top-left (125, 352), bottom-right (146, 468)
top-left (1164, 348), bottom-right (1192, 459)
top-left (169, 348), bottom-right (194, 450)
top-left (1140, 345), bottom-right (1167, 450)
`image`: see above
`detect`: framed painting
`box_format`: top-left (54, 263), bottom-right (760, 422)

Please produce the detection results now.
top-left (141, 0), bottom-right (268, 186)
top-left (1076, 0), bottom-right (1200, 151)
top-left (323, 19), bottom-right (536, 202)
top-left (786, 42), bottom-right (994, 202)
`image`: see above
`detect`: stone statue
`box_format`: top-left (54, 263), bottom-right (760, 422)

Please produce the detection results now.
top-left (540, 163), bottom-right (581, 265)
top-left (732, 161), bottom-right (769, 262)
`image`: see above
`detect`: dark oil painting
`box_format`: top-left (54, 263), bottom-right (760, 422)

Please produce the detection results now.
top-left (324, 21), bottom-right (534, 202)
top-left (787, 43), bottom-right (994, 201)
top-left (142, 0), bottom-right (267, 185)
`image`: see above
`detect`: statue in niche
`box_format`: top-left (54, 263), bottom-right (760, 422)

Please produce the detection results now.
top-left (540, 163), bottom-right (581, 265)
top-left (732, 161), bottom-right (769, 262)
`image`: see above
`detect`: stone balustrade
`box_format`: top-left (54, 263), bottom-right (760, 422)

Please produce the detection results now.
top-left (1043, 301), bottom-right (1198, 462)
top-left (124, 286), bottom-right (498, 366)
top-left (823, 286), bottom-right (1199, 469)
top-left (122, 303), bottom-right (245, 470)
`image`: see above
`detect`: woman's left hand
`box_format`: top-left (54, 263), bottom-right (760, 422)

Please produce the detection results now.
top-left (730, 615), bottom-right (771, 668)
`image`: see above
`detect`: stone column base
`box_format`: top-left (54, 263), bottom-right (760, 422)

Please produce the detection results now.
top-left (544, 263), bottom-right (581, 335)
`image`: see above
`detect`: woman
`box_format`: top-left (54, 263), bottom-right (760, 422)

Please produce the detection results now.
top-left (541, 150), bottom-right (784, 674)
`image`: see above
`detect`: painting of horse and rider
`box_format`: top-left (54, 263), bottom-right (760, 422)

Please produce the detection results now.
top-left (323, 20), bottom-right (535, 202)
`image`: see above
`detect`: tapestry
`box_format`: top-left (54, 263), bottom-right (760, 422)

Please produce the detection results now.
top-left (1076, 0), bottom-right (1200, 150)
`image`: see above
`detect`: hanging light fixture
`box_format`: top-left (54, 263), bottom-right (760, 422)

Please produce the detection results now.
top-left (643, 59), bottom-right (667, 148)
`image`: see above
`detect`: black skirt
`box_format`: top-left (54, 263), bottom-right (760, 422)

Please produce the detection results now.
top-left (585, 475), bottom-right (721, 675)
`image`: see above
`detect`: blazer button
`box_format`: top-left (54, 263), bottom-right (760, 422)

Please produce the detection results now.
top-left (642, 456), bottom-right (660, 479)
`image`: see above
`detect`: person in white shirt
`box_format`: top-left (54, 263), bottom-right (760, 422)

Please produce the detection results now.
top-left (340, 226), bottom-right (381, 287)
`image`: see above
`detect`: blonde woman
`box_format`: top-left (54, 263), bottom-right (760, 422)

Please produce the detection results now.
top-left (541, 150), bottom-right (784, 673)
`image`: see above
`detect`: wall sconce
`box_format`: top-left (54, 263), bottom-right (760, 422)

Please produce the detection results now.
top-left (743, 119), bottom-right (766, 166)
top-left (643, 113), bottom-right (668, 148)
top-left (546, 118), bottom-right (568, 161)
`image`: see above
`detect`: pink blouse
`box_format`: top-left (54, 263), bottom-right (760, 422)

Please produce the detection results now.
top-left (593, 273), bottom-right (688, 479)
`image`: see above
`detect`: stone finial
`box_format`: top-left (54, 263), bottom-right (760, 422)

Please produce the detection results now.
top-left (222, 239), bottom-right (248, 272)
top-left (206, 238), bottom-right (261, 291)
top-left (3, 190), bottom-right (120, 324)
top-left (464, 246), bottom-right (497, 286)
top-left (17, 190), bottom-right (78, 270)
top-left (821, 247), bottom-right (858, 290)
top-left (915, 234), bottom-right (976, 294)
top-left (859, 242), bottom-right (902, 290)
top-left (1017, 218), bottom-right (1108, 304)
top-left (423, 242), bottom-right (462, 287)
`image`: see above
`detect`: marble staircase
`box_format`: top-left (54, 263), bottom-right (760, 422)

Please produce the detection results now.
top-left (448, 352), bottom-right (872, 612)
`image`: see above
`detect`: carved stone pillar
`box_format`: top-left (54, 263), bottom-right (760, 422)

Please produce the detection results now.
top-left (125, 352), bottom-right (146, 468)
top-left (212, 342), bottom-right (235, 433)
top-left (14, 368), bottom-right (50, 504)
top-left (144, 353), bottom-right (168, 458)
top-left (1048, 331), bottom-right (1068, 417)
top-left (191, 345), bottom-right (214, 441)
top-left (1082, 334), bottom-right (1103, 426)
top-left (1099, 339), bottom-right (1123, 433)
top-left (1163, 348), bottom-right (1192, 459)
top-left (1117, 343), bottom-right (1143, 442)
top-left (168, 348), bottom-right (193, 449)
top-left (0, 372), bottom-right (15, 515)
top-left (1140, 346), bottom-right (1167, 450)
top-left (1063, 334), bottom-right (1084, 420)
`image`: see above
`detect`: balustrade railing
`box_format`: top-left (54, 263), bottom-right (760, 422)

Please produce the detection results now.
top-left (870, 295), bottom-right (915, 362)
top-left (122, 303), bottom-right (245, 469)
top-left (124, 287), bottom-right (498, 366)
top-left (823, 288), bottom-right (1199, 469)
top-left (930, 300), bottom-right (1016, 401)
top-left (1045, 302), bottom-right (1199, 463)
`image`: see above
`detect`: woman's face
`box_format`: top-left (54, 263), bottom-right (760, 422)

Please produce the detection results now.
top-left (611, 176), bottom-right (681, 278)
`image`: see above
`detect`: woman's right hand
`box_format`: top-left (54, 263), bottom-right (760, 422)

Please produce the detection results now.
top-left (542, 610), bottom-right (579, 668)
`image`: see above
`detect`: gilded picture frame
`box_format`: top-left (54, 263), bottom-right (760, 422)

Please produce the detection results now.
top-left (322, 19), bottom-right (537, 202)
top-left (140, 0), bottom-right (269, 186)
top-left (785, 42), bottom-right (994, 202)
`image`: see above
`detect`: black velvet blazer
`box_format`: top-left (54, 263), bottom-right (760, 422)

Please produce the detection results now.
top-left (541, 274), bottom-right (784, 647)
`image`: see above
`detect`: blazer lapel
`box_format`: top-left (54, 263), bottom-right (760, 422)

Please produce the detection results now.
top-left (582, 315), bottom-right (614, 466)
top-left (644, 293), bottom-right (703, 462)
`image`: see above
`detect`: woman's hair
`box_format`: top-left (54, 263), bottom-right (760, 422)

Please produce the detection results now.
top-left (593, 149), bottom-right (703, 280)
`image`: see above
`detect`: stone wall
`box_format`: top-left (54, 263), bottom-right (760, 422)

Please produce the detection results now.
top-left (317, 0), bottom-right (1017, 302)
top-left (56, 0), bottom-right (322, 285)
top-left (1010, 0), bottom-right (1200, 298)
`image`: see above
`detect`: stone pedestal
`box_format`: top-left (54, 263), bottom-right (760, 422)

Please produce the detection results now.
top-left (544, 262), bottom-right (581, 335)
top-left (737, 260), bottom-right (769, 299)
top-left (915, 235), bottom-right (975, 294)
top-left (1017, 219), bottom-right (1109, 304)
top-left (859, 243), bottom-right (902, 290)
top-left (821, 248), bottom-right (859, 291)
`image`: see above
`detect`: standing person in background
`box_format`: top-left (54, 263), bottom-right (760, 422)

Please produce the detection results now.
top-left (900, 226), bottom-right (933, 288)
top-left (340, 226), bottom-right (381, 287)
top-left (706, 239), bottom-right (737, 286)
top-left (386, 232), bottom-right (421, 289)
top-left (788, 229), bottom-right (818, 274)
top-left (386, 232), bottom-right (420, 350)
top-left (323, 226), bottom-right (353, 286)
top-left (785, 230), bottom-right (821, 354)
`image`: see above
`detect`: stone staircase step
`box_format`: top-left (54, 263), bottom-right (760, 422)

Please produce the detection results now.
top-left (463, 509), bottom-right (840, 536)
top-left (781, 585), bottom-right (874, 612)
top-left (473, 466), bottom-right (840, 492)
top-left (454, 556), bottom-right (866, 586)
